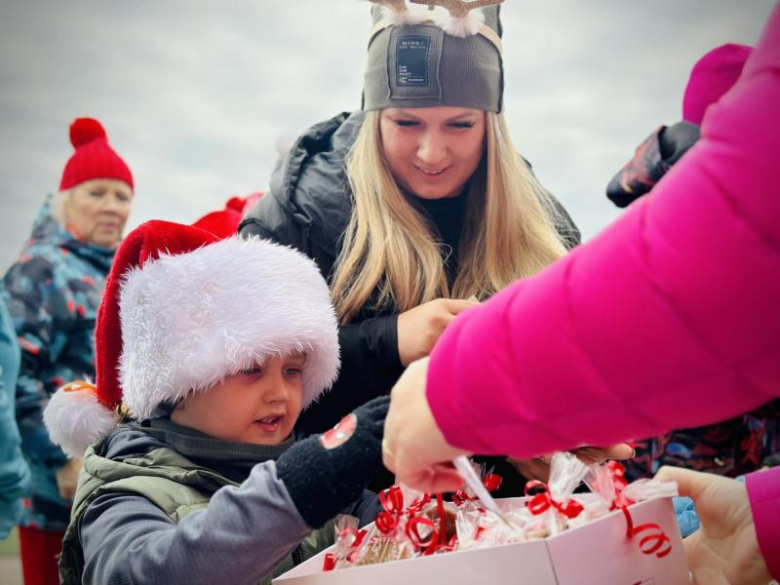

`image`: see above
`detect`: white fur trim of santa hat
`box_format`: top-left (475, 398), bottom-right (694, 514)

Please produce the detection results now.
top-left (118, 236), bottom-right (340, 419)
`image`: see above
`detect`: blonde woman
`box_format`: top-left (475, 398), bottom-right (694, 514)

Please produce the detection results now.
top-left (240, 3), bottom-right (579, 442)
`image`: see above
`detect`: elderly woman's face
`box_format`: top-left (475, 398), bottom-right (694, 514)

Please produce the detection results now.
top-left (380, 106), bottom-right (486, 200)
top-left (64, 179), bottom-right (133, 248)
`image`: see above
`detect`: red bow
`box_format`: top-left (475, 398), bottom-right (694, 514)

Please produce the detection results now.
top-left (453, 473), bottom-right (503, 507)
top-left (376, 486), bottom-right (405, 534)
top-left (322, 527), bottom-right (368, 571)
top-left (375, 486), bottom-right (456, 556)
top-left (524, 480), bottom-right (584, 519)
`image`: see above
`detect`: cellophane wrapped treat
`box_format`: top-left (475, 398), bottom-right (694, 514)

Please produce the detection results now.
top-left (325, 453), bottom-right (680, 571)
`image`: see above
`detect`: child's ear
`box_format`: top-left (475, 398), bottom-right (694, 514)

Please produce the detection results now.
top-left (173, 400), bottom-right (185, 411)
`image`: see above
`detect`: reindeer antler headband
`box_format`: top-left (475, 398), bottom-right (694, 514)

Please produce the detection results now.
top-left (409, 0), bottom-right (503, 19)
top-left (369, 0), bottom-right (504, 47)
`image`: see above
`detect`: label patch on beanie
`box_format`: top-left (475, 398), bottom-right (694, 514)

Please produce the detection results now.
top-left (396, 36), bottom-right (431, 86)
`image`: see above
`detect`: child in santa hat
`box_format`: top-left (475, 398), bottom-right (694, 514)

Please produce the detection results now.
top-left (43, 220), bottom-right (388, 585)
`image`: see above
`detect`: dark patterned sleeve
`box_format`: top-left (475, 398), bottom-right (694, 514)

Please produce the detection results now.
top-left (2, 254), bottom-right (80, 467)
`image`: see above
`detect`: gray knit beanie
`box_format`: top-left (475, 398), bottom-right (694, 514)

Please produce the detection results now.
top-left (363, 0), bottom-right (505, 112)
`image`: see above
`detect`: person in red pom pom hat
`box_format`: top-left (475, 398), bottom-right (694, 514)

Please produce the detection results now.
top-left (42, 220), bottom-right (389, 584)
top-left (1, 116), bottom-right (135, 585)
top-left (54, 117), bottom-right (134, 250)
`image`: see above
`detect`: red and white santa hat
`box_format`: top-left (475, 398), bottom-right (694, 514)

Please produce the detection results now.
top-left (44, 220), bottom-right (340, 458)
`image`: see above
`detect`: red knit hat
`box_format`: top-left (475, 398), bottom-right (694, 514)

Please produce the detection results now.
top-left (59, 117), bottom-right (134, 191)
top-left (43, 220), bottom-right (340, 457)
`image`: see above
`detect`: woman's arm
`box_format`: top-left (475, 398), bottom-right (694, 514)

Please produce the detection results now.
top-left (426, 6), bottom-right (780, 458)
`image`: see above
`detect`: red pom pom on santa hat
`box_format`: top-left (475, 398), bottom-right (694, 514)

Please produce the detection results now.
top-left (69, 117), bottom-right (107, 148)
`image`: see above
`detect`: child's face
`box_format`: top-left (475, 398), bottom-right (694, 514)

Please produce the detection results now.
top-left (171, 352), bottom-right (306, 445)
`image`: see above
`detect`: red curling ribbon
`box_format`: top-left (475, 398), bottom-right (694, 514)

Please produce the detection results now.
top-left (323, 553), bottom-right (337, 571)
top-left (453, 473), bottom-right (503, 507)
top-left (606, 461), bottom-right (632, 507)
top-left (375, 509), bottom-right (399, 534)
top-left (406, 516), bottom-right (439, 554)
top-left (621, 507), bottom-right (672, 559)
top-left (599, 463), bottom-right (672, 559)
top-left (406, 493), bottom-right (431, 516)
top-left (452, 490), bottom-right (470, 507)
top-left (436, 493), bottom-right (447, 545)
top-left (379, 486), bottom-right (404, 514)
top-left (376, 486), bottom-right (404, 534)
top-left (338, 527), bottom-right (367, 550)
top-left (482, 473), bottom-right (502, 492)
top-left (524, 480), bottom-right (584, 519)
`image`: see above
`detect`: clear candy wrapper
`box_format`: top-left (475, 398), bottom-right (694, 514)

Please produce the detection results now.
top-left (322, 515), bottom-right (367, 570)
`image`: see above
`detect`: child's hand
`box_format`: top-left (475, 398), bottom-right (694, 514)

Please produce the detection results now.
top-left (276, 397), bottom-right (390, 528)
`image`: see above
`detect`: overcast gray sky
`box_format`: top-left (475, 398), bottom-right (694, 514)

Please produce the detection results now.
top-left (0, 1), bottom-right (774, 273)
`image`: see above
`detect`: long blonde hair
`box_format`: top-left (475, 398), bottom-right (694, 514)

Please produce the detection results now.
top-left (330, 110), bottom-right (568, 324)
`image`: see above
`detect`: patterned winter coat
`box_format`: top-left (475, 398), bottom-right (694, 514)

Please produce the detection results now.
top-left (1, 198), bottom-right (115, 531)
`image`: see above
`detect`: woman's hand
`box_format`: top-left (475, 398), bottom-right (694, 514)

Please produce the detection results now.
top-left (55, 457), bottom-right (82, 501)
top-left (396, 298), bottom-right (478, 367)
top-left (384, 357), bottom-right (635, 491)
top-left (655, 466), bottom-right (771, 585)
top-left (508, 444), bottom-right (635, 483)
top-left (383, 358), bottom-right (466, 493)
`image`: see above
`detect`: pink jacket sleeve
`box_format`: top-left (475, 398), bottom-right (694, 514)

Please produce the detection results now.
top-left (427, 4), bottom-right (780, 459)
top-left (746, 467), bottom-right (780, 580)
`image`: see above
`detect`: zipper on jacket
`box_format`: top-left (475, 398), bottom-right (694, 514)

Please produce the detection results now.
top-left (291, 544), bottom-right (304, 566)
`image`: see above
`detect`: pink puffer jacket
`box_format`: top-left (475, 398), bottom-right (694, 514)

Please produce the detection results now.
top-left (427, 3), bottom-right (780, 578)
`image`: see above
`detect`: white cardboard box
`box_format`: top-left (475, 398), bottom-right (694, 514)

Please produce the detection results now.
top-left (274, 497), bottom-right (689, 585)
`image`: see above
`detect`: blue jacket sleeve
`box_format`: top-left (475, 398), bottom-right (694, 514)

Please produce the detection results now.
top-left (0, 300), bottom-right (30, 538)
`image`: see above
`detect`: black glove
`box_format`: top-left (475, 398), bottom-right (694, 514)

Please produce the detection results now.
top-left (659, 121), bottom-right (700, 166)
top-left (606, 121), bottom-right (700, 208)
top-left (276, 396), bottom-right (389, 528)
